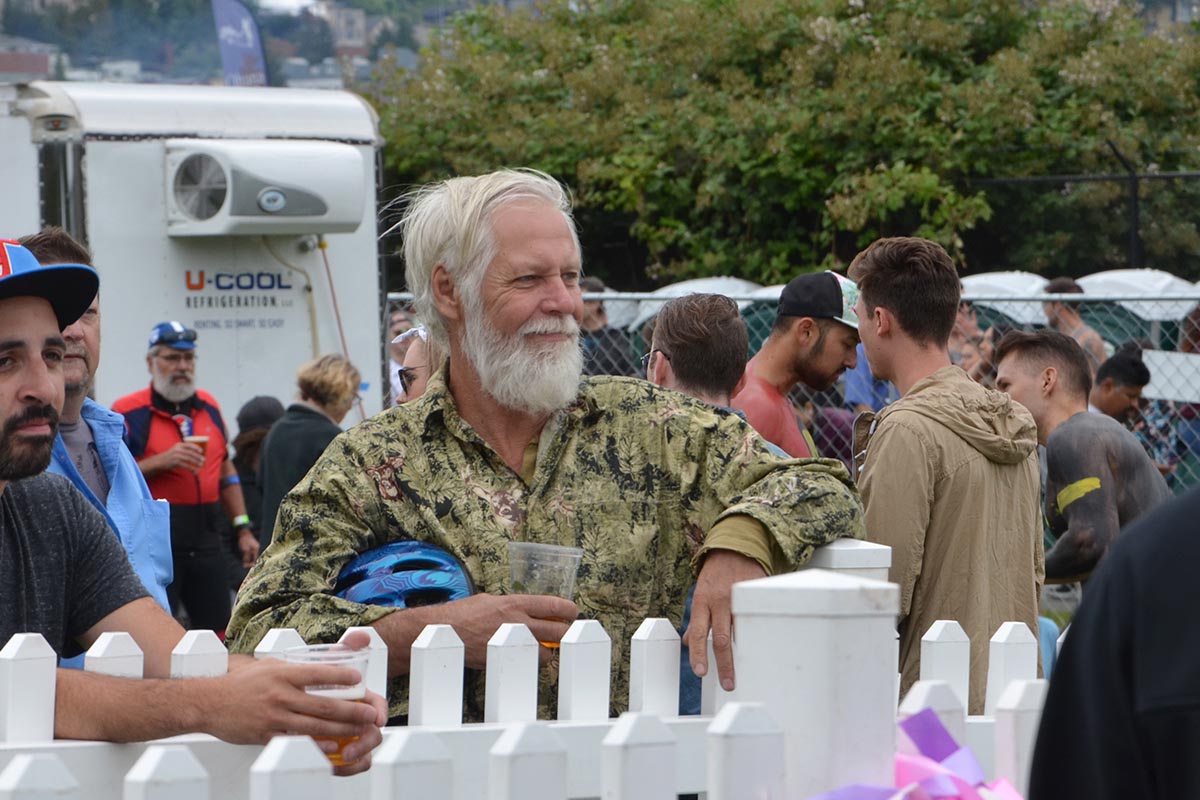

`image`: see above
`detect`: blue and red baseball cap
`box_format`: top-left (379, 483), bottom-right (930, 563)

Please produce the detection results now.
top-left (148, 321), bottom-right (198, 350)
top-left (0, 239), bottom-right (98, 329)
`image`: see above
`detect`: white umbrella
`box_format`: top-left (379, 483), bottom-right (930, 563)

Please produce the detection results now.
top-left (626, 276), bottom-right (763, 332)
top-left (1077, 269), bottom-right (1199, 322)
top-left (961, 271), bottom-right (1049, 326)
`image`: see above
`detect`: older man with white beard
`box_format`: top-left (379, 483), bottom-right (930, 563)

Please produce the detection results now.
top-left (227, 169), bottom-right (866, 721)
top-left (113, 322), bottom-right (258, 634)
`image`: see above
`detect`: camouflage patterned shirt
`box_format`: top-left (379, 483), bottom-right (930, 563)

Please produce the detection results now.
top-left (227, 371), bottom-right (864, 719)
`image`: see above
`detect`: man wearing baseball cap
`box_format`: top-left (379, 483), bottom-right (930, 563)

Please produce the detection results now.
top-left (113, 321), bottom-right (259, 635)
top-left (731, 270), bottom-right (860, 457)
top-left (0, 239), bottom-right (386, 762)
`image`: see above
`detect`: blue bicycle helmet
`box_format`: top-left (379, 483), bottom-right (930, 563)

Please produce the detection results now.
top-left (334, 541), bottom-right (474, 608)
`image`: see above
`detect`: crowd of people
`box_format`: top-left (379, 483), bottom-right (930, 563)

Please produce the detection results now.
top-left (2, 167), bottom-right (1198, 793)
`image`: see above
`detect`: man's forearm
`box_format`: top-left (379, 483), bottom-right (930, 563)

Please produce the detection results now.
top-left (55, 669), bottom-right (200, 742)
top-left (1045, 532), bottom-right (1102, 583)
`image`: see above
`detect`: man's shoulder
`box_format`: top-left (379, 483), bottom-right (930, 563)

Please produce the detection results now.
top-left (1048, 412), bottom-right (1122, 449)
top-left (194, 388), bottom-right (223, 412)
top-left (5, 473), bottom-right (86, 513)
top-left (111, 387), bottom-right (151, 413)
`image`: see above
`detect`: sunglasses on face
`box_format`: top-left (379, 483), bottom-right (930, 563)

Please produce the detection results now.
top-left (398, 365), bottom-right (424, 395)
top-left (153, 328), bottom-right (197, 346)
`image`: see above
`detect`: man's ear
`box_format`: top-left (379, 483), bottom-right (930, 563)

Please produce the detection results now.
top-left (1042, 366), bottom-right (1058, 396)
top-left (873, 306), bottom-right (892, 337)
top-left (431, 264), bottom-right (461, 323)
top-left (650, 351), bottom-right (672, 388)
top-left (792, 317), bottom-right (817, 347)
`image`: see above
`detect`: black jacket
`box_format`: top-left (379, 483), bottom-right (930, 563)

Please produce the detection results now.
top-left (1030, 488), bottom-right (1200, 799)
top-left (257, 404), bottom-right (342, 549)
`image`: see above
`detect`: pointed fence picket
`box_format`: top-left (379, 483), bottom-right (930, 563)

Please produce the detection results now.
top-left (705, 703), bottom-right (785, 800)
top-left (601, 713), bottom-right (676, 800)
top-left (920, 619), bottom-right (971, 712)
top-left (898, 680), bottom-right (966, 743)
top-left (86, 633), bottom-right (144, 679)
top-left (253, 629), bottom-right (306, 660)
top-left (556, 620), bottom-right (610, 722)
top-left (409, 625), bottom-right (465, 727)
top-left (248, 736), bottom-right (329, 800)
top-left (0, 753), bottom-right (79, 799)
top-left (0, 635), bottom-right (55, 744)
top-left (487, 723), bottom-right (566, 800)
top-left (369, 729), bottom-right (453, 800)
top-left (123, 746), bottom-right (208, 800)
top-left (984, 622), bottom-right (1039, 716)
top-left (994, 679), bottom-right (1048, 798)
top-left (169, 631), bottom-right (227, 679)
top-left (484, 624), bottom-right (539, 724)
top-left (627, 619), bottom-right (679, 717)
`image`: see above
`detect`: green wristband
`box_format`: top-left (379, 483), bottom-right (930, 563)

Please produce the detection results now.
top-left (233, 514), bottom-right (252, 530)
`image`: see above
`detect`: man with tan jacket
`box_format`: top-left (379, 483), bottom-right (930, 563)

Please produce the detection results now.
top-left (849, 237), bottom-right (1043, 714)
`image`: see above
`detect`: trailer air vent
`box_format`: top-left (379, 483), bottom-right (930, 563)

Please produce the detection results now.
top-left (172, 153), bottom-right (228, 221)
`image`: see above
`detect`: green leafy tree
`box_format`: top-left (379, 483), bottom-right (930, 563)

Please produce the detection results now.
top-left (368, 0), bottom-right (1200, 284)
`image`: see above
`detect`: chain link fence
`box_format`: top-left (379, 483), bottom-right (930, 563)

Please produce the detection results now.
top-left (385, 290), bottom-right (1200, 495)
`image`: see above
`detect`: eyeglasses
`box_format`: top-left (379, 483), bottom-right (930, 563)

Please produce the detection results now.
top-left (640, 349), bottom-right (669, 374)
top-left (397, 365), bottom-right (424, 395)
top-left (156, 351), bottom-right (197, 366)
top-left (152, 328), bottom-right (197, 347)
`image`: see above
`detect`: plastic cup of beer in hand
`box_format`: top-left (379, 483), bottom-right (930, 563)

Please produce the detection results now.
top-left (507, 541), bottom-right (583, 649)
top-left (183, 434), bottom-right (209, 456)
top-left (283, 644), bottom-right (368, 766)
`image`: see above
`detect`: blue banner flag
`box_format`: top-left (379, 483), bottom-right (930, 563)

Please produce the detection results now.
top-left (212, 0), bottom-right (268, 87)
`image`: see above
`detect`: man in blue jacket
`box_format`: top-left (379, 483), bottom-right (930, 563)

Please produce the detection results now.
top-left (21, 228), bottom-right (172, 613)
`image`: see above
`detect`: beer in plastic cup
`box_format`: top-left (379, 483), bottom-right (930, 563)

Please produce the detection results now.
top-left (282, 644), bottom-right (369, 766)
top-left (183, 434), bottom-right (209, 456)
top-left (507, 541), bottom-right (583, 649)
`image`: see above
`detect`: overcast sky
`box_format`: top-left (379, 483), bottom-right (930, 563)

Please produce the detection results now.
top-left (257, 0), bottom-right (316, 13)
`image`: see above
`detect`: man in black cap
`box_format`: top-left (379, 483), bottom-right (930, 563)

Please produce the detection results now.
top-left (0, 239), bottom-right (386, 763)
top-left (731, 270), bottom-right (860, 457)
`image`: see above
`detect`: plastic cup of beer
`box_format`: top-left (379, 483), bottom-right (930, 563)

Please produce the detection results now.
top-left (507, 541), bottom-right (583, 649)
top-left (282, 644), bottom-right (368, 766)
top-left (183, 434), bottom-right (209, 456)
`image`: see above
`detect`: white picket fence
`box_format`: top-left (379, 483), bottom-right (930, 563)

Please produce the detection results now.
top-left (0, 540), bottom-right (1050, 799)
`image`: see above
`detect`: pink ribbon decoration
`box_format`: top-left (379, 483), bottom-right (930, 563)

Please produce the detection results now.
top-left (807, 709), bottom-right (1024, 800)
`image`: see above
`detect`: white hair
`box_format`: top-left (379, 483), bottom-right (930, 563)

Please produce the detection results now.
top-left (389, 169), bottom-right (581, 350)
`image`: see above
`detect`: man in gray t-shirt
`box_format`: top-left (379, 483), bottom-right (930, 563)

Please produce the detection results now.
top-left (0, 238), bottom-right (385, 772)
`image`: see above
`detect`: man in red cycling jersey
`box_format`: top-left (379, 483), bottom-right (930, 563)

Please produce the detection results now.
top-left (113, 322), bottom-right (258, 634)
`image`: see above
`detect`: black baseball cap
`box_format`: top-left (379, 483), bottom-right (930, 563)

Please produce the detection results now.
top-left (777, 271), bottom-right (859, 330)
top-left (0, 239), bottom-right (98, 329)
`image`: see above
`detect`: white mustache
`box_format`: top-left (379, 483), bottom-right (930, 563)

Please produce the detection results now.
top-left (520, 316), bottom-right (580, 337)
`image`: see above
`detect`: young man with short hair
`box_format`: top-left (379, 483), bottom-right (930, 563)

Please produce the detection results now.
top-left (1089, 351), bottom-right (1150, 421)
top-left (850, 237), bottom-right (1042, 714)
top-left (995, 330), bottom-right (1169, 582)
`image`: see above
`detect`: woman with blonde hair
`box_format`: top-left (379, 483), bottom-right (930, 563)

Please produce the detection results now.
top-left (257, 354), bottom-right (361, 551)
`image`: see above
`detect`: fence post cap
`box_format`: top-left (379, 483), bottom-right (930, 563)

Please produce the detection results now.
top-left (488, 623), bottom-right (537, 648)
top-left (376, 728), bottom-right (452, 765)
top-left (88, 631), bottom-right (143, 659)
top-left (732, 568), bottom-right (899, 616)
top-left (413, 624), bottom-right (464, 650)
top-left (602, 712), bottom-right (675, 747)
top-left (250, 735), bottom-right (332, 774)
top-left (0, 753), bottom-right (78, 791)
top-left (630, 617), bottom-right (679, 642)
top-left (898, 680), bottom-right (965, 717)
top-left (706, 701), bottom-right (781, 737)
top-left (172, 630), bottom-right (226, 655)
top-left (807, 539), bottom-right (893, 569)
top-left (990, 622), bottom-right (1037, 645)
top-left (254, 628), bottom-right (307, 657)
top-left (125, 745), bottom-right (208, 783)
top-left (561, 618), bottom-right (610, 645)
top-left (996, 678), bottom-right (1048, 712)
top-left (489, 722), bottom-right (565, 757)
top-left (0, 632), bottom-right (56, 660)
top-left (922, 620), bottom-right (969, 642)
